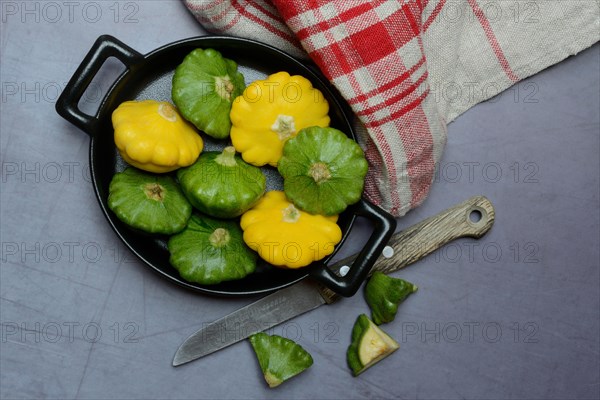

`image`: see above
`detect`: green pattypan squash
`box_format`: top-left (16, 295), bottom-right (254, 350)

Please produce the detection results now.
top-left (278, 126), bottom-right (368, 216)
top-left (249, 332), bottom-right (314, 388)
top-left (177, 146), bottom-right (266, 219)
top-left (167, 214), bottom-right (257, 285)
top-left (365, 271), bottom-right (418, 325)
top-left (107, 167), bottom-right (191, 235)
top-left (346, 314), bottom-right (399, 376)
top-left (172, 48), bottom-right (245, 139)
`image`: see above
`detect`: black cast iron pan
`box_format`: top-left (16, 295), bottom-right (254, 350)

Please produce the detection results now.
top-left (56, 35), bottom-right (396, 297)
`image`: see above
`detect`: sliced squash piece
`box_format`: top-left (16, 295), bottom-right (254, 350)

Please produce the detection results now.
top-left (249, 332), bottom-right (313, 388)
top-left (365, 271), bottom-right (418, 325)
top-left (347, 314), bottom-right (399, 376)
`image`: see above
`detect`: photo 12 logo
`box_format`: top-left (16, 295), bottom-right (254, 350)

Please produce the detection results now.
top-left (400, 321), bottom-right (540, 344)
top-left (433, 240), bottom-right (541, 264)
top-left (1, 241), bottom-right (137, 265)
top-left (429, 81), bottom-right (539, 105)
top-left (2, 81), bottom-right (102, 104)
top-left (433, 161), bottom-right (540, 185)
top-left (2, 161), bottom-right (91, 184)
top-left (1, 1), bottom-right (139, 24)
top-left (1, 321), bottom-right (141, 344)
top-left (430, 1), bottom-right (541, 26)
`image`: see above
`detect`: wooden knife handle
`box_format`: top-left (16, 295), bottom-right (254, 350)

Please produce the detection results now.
top-left (318, 196), bottom-right (495, 303)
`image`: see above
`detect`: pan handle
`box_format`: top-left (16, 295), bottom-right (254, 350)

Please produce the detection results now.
top-left (55, 35), bottom-right (143, 136)
top-left (308, 199), bottom-right (397, 297)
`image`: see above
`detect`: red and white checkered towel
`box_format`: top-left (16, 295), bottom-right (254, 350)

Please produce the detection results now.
top-left (184, 0), bottom-right (599, 217)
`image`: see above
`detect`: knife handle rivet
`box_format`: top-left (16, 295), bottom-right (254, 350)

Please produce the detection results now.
top-left (339, 265), bottom-right (350, 276)
top-left (382, 246), bottom-right (394, 259)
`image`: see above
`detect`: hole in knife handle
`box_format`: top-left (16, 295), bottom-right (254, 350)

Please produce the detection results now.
top-left (469, 209), bottom-right (482, 223)
top-left (467, 206), bottom-right (486, 226)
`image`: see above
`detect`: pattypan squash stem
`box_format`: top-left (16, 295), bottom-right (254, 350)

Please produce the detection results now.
top-left (215, 146), bottom-right (238, 167)
top-left (271, 114), bottom-right (296, 141)
top-left (214, 76), bottom-right (235, 101)
top-left (143, 183), bottom-right (165, 202)
top-left (309, 162), bottom-right (332, 184)
top-left (157, 102), bottom-right (178, 122)
top-left (209, 228), bottom-right (231, 248)
top-left (281, 204), bottom-right (301, 223)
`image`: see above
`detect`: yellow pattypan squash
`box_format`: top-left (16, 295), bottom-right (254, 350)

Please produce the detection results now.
top-left (112, 100), bottom-right (204, 173)
top-left (240, 191), bottom-right (342, 269)
top-left (230, 71), bottom-right (330, 167)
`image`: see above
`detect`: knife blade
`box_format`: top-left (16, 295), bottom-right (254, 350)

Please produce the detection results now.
top-left (173, 195), bottom-right (495, 366)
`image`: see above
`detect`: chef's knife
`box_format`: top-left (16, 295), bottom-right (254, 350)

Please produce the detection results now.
top-left (173, 195), bottom-right (495, 366)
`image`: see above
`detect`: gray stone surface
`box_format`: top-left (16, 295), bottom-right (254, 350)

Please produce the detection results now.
top-left (1, 2), bottom-right (598, 399)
